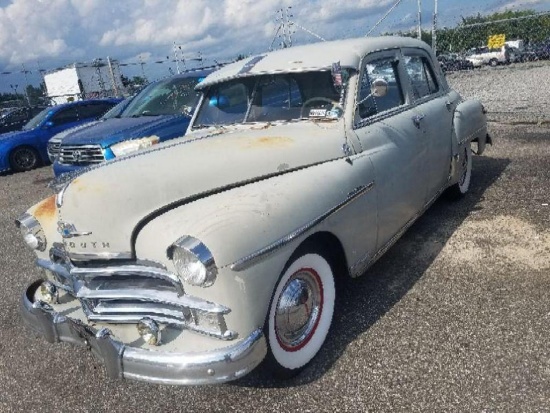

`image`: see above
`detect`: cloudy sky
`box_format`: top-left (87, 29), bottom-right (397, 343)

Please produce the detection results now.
top-left (0, 0), bottom-right (548, 93)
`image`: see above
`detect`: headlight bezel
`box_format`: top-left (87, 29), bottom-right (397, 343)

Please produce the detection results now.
top-left (167, 236), bottom-right (217, 287)
top-left (16, 213), bottom-right (47, 251)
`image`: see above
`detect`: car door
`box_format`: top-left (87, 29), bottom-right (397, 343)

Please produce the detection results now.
top-left (401, 50), bottom-right (454, 200)
top-left (350, 49), bottom-right (428, 251)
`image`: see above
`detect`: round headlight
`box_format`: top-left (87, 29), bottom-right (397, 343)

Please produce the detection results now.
top-left (168, 236), bottom-right (217, 287)
top-left (16, 213), bottom-right (47, 251)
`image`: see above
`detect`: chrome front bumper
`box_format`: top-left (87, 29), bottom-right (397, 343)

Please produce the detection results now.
top-left (21, 280), bottom-right (267, 385)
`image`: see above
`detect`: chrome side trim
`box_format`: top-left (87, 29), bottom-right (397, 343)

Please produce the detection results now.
top-left (230, 181), bottom-right (375, 271)
top-left (350, 184), bottom-right (447, 277)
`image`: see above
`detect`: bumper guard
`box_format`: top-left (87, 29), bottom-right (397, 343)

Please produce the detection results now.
top-left (21, 280), bottom-right (267, 385)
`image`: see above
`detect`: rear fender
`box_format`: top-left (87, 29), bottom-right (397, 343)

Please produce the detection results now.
top-left (449, 99), bottom-right (488, 182)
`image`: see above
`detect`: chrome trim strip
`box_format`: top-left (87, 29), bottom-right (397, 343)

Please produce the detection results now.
top-left (38, 254), bottom-right (184, 296)
top-left (75, 285), bottom-right (230, 314)
top-left (230, 181), bottom-right (375, 271)
top-left (55, 183), bottom-right (69, 208)
top-left (71, 265), bottom-right (184, 294)
top-left (350, 183), bottom-right (447, 277)
top-left (67, 251), bottom-right (133, 261)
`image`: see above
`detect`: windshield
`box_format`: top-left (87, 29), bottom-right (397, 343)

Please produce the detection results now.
top-left (193, 71), bottom-right (348, 128)
top-left (100, 97), bottom-right (132, 120)
top-left (22, 107), bottom-right (52, 130)
top-left (120, 76), bottom-right (202, 117)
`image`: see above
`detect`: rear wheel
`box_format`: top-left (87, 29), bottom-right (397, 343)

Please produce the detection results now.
top-left (447, 144), bottom-right (472, 199)
top-left (265, 250), bottom-right (336, 378)
top-left (489, 58), bottom-right (498, 67)
top-left (9, 146), bottom-right (39, 172)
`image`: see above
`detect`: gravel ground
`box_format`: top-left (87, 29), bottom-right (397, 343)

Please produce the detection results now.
top-left (447, 60), bottom-right (550, 124)
top-left (0, 63), bottom-right (549, 412)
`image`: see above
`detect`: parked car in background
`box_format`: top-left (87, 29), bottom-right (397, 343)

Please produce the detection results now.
top-left (0, 98), bottom-right (121, 173)
top-left (52, 68), bottom-right (214, 176)
top-left (0, 106), bottom-right (47, 134)
top-left (17, 36), bottom-right (490, 385)
top-left (47, 96), bottom-right (134, 163)
top-left (437, 53), bottom-right (474, 72)
top-left (466, 45), bottom-right (508, 67)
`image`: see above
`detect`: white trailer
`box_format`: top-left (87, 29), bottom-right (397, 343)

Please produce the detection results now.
top-left (44, 59), bottom-right (125, 105)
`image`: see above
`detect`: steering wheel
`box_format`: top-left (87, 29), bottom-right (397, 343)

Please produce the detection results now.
top-left (300, 97), bottom-right (340, 118)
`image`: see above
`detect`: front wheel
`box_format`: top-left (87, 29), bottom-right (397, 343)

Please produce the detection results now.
top-left (9, 146), bottom-right (39, 172)
top-left (447, 144), bottom-right (472, 199)
top-left (265, 251), bottom-right (336, 378)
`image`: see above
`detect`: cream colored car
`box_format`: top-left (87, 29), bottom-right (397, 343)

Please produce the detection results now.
top-left (18, 36), bottom-right (490, 385)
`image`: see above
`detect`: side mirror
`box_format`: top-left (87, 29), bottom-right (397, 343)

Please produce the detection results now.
top-left (371, 78), bottom-right (388, 98)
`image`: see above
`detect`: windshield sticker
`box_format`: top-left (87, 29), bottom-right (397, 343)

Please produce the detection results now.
top-left (238, 55), bottom-right (266, 74)
top-left (332, 61), bottom-right (343, 87)
top-left (309, 109), bottom-right (328, 118)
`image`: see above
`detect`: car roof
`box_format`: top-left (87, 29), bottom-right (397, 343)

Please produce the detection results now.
top-left (197, 36), bottom-right (432, 89)
top-left (49, 98), bottom-right (122, 111)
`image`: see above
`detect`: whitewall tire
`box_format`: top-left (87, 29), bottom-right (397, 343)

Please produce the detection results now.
top-left (448, 144), bottom-right (472, 199)
top-left (266, 252), bottom-right (335, 374)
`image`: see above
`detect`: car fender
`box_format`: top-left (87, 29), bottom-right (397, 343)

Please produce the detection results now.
top-left (450, 99), bottom-right (488, 183)
top-left (134, 156), bottom-right (378, 333)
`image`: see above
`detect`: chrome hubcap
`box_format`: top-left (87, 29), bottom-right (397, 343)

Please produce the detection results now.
top-left (275, 268), bottom-right (323, 351)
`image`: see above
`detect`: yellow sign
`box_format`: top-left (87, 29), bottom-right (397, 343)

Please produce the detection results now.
top-left (488, 34), bottom-right (506, 49)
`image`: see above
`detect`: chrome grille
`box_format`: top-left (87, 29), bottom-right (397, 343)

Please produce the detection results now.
top-left (47, 140), bottom-right (61, 162)
top-left (58, 145), bottom-right (105, 165)
top-left (40, 245), bottom-right (234, 340)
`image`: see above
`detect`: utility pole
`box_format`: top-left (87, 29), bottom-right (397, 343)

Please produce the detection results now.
top-left (173, 42), bottom-right (180, 74)
top-left (417, 0), bottom-right (422, 40)
top-left (432, 0), bottom-right (438, 52)
top-left (107, 56), bottom-right (119, 97)
top-left (21, 64), bottom-right (31, 105)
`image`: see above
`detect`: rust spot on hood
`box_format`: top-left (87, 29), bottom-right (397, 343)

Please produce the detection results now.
top-left (33, 195), bottom-right (56, 222)
top-left (243, 136), bottom-right (294, 148)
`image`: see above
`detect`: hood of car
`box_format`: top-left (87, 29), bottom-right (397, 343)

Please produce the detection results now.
top-left (59, 115), bottom-right (190, 147)
top-left (50, 120), bottom-right (103, 143)
top-left (55, 121), bottom-right (346, 258)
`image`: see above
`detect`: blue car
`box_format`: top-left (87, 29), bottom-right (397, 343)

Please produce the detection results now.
top-left (52, 68), bottom-right (214, 176)
top-left (0, 99), bottom-right (121, 173)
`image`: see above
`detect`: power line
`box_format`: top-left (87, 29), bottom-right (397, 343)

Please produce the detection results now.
top-left (365, 0), bottom-right (404, 37)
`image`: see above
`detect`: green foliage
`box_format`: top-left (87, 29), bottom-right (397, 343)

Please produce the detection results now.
top-left (385, 9), bottom-right (550, 54)
top-left (437, 10), bottom-right (550, 53)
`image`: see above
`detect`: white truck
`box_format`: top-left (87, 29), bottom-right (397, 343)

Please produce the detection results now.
top-left (44, 60), bottom-right (125, 105)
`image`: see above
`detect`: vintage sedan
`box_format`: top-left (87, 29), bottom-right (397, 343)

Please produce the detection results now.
top-left (17, 36), bottom-right (490, 385)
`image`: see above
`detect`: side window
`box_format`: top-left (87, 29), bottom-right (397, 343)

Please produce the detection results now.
top-left (403, 55), bottom-right (439, 100)
top-left (7, 110), bottom-right (28, 123)
top-left (77, 103), bottom-right (114, 119)
top-left (50, 107), bottom-right (79, 126)
top-left (357, 57), bottom-right (404, 120)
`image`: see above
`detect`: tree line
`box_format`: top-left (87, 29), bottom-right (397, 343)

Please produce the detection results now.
top-left (386, 9), bottom-right (550, 54)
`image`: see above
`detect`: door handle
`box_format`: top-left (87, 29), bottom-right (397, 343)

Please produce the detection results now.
top-left (412, 114), bottom-right (425, 128)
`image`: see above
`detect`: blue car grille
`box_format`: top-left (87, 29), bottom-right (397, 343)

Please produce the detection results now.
top-left (47, 141), bottom-right (62, 162)
top-left (58, 145), bottom-right (105, 165)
